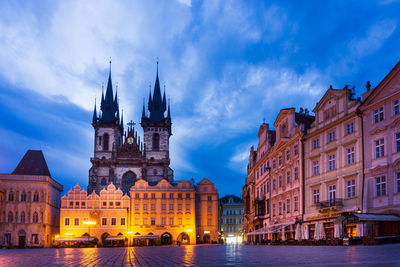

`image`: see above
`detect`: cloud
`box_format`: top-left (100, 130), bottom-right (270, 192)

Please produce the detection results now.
top-left (349, 19), bottom-right (397, 58)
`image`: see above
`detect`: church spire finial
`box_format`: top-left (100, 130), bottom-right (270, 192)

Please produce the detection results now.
top-left (92, 98), bottom-right (97, 124)
top-left (142, 97), bottom-right (146, 118)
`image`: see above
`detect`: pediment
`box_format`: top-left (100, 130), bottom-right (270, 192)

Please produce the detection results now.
top-left (390, 117), bottom-right (400, 129)
top-left (312, 89), bottom-right (344, 113)
top-left (369, 125), bottom-right (388, 136)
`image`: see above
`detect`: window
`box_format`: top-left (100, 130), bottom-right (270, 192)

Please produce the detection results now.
top-left (207, 205), bottom-right (212, 213)
top-left (396, 133), bottom-right (400, 153)
top-left (8, 211), bottom-right (13, 223)
top-left (162, 193), bottom-right (166, 199)
top-left (345, 122), bottom-right (354, 135)
top-left (272, 179), bottom-right (276, 190)
top-left (294, 168), bottom-right (299, 180)
top-left (286, 172), bottom-right (291, 184)
top-left (207, 218), bottom-right (211, 226)
top-left (294, 145), bottom-right (298, 156)
top-left (312, 139), bottom-right (319, 149)
top-left (73, 217), bottom-right (79, 226)
top-left (374, 107), bottom-right (384, 123)
top-left (278, 156), bottom-right (282, 166)
top-left (328, 185), bottom-right (336, 205)
top-left (65, 218), bottom-right (70, 226)
top-left (278, 176), bottom-right (282, 187)
top-left (346, 147), bottom-right (355, 164)
top-left (397, 173), bottom-right (400, 193)
top-left (20, 212), bottom-right (25, 224)
top-left (103, 133), bottom-right (109, 150)
top-left (8, 191), bottom-right (14, 201)
top-left (328, 154), bottom-right (335, 171)
top-left (143, 218), bottom-right (148, 225)
top-left (120, 218), bottom-right (126, 226)
top-left (135, 204), bottom-right (139, 211)
top-left (327, 131), bottom-right (335, 143)
top-left (312, 189), bottom-right (320, 204)
top-left (169, 193), bottom-right (174, 199)
top-left (32, 234), bottom-right (39, 244)
top-left (135, 218), bottom-right (139, 225)
top-left (111, 218), bottom-right (116, 226)
top-left (169, 204), bottom-right (174, 210)
top-left (347, 180), bottom-right (356, 198)
top-left (375, 139), bottom-right (385, 158)
top-left (162, 204), bottom-right (166, 211)
top-left (153, 133), bottom-right (160, 150)
top-left (169, 217), bottom-right (174, 225)
top-left (21, 192), bottom-right (26, 202)
top-left (286, 150), bottom-right (290, 160)
top-left (394, 100), bottom-right (400, 115)
top-left (178, 218), bottom-right (182, 225)
top-left (178, 193), bottom-right (182, 199)
top-left (82, 201), bottom-right (86, 207)
top-left (376, 176), bottom-right (386, 196)
top-left (143, 193), bottom-right (148, 199)
top-left (186, 193), bottom-right (191, 199)
top-left (272, 160), bottom-right (276, 168)
top-left (102, 218), bottom-right (107, 226)
top-left (186, 217), bottom-right (190, 225)
top-left (135, 193), bottom-right (140, 199)
top-left (186, 204), bottom-right (190, 211)
top-left (151, 193), bottom-right (156, 199)
top-left (143, 204), bottom-right (148, 211)
top-left (161, 217), bottom-right (166, 225)
top-left (109, 202), bottom-right (113, 207)
top-left (286, 199), bottom-right (290, 213)
top-left (151, 204), bottom-right (155, 211)
top-left (272, 204), bottom-right (276, 216)
top-left (312, 161), bottom-right (319, 175)
top-left (278, 202), bottom-right (282, 215)
top-left (178, 204), bottom-right (182, 211)
top-left (151, 217), bottom-right (155, 225)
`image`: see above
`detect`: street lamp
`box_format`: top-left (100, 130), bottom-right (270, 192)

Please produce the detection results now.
top-left (127, 232), bottom-right (134, 246)
top-left (83, 221), bottom-right (96, 242)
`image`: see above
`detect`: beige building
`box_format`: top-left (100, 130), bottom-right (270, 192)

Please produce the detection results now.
top-left (303, 86), bottom-right (363, 239)
top-left (129, 179), bottom-right (196, 245)
top-left (195, 178), bottom-right (219, 244)
top-left (59, 183), bottom-right (130, 246)
top-left (0, 150), bottom-right (63, 248)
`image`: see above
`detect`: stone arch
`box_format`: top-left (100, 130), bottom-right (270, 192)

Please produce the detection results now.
top-left (21, 191), bottom-right (26, 202)
top-left (103, 133), bottom-right (109, 151)
top-left (33, 192), bottom-right (39, 202)
top-left (18, 230), bottom-right (26, 248)
top-left (161, 232), bottom-right (172, 245)
top-left (152, 133), bottom-right (160, 150)
top-left (177, 232), bottom-right (190, 245)
top-left (101, 232), bottom-right (110, 245)
top-left (8, 191), bottom-right (14, 201)
top-left (122, 171), bottom-right (136, 193)
top-left (20, 212), bottom-right (25, 224)
top-left (32, 212), bottom-right (38, 223)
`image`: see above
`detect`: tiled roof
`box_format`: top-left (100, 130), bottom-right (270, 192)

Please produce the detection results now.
top-left (12, 150), bottom-right (52, 177)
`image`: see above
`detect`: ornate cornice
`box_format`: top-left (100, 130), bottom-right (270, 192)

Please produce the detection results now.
top-left (369, 125), bottom-right (388, 136)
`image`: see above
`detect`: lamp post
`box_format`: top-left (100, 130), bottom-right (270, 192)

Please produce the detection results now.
top-left (127, 232), bottom-right (133, 247)
top-left (83, 221), bottom-right (96, 242)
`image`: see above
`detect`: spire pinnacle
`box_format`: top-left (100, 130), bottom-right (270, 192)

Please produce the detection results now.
top-left (92, 98), bottom-right (97, 124)
top-left (120, 109), bottom-right (124, 128)
top-left (142, 98), bottom-right (146, 118)
top-left (167, 98), bottom-right (171, 119)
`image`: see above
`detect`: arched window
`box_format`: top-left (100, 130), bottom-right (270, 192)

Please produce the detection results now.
top-left (101, 178), bottom-right (107, 186)
top-left (8, 211), bottom-right (13, 223)
top-left (33, 192), bottom-right (39, 202)
top-left (21, 192), bottom-right (26, 202)
top-left (103, 133), bottom-right (109, 151)
top-left (153, 133), bottom-right (160, 150)
top-left (8, 191), bottom-right (14, 201)
top-left (21, 212), bottom-right (25, 224)
top-left (32, 212), bottom-right (38, 224)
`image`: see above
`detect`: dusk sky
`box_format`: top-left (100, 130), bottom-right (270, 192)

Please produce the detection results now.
top-left (1, 0), bottom-right (400, 197)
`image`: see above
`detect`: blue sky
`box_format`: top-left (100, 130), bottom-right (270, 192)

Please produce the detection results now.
top-left (1, 0), bottom-right (400, 197)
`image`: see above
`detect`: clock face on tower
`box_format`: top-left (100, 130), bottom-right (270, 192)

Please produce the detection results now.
top-left (127, 137), bottom-right (134, 144)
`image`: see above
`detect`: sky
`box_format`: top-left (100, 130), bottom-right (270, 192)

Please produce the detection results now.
top-left (1, 0), bottom-right (400, 197)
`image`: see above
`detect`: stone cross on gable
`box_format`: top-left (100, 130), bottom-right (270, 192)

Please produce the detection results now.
top-left (127, 120), bottom-right (135, 128)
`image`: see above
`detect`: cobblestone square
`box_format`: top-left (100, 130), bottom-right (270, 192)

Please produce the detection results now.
top-left (1, 244), bottom-right (400, 267)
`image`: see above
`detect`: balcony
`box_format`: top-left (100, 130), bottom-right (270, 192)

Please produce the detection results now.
top-left (317, 198), bottom-right (343, 213)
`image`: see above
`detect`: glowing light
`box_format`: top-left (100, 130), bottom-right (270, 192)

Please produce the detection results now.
top-left (127, 232), bottom-right (134, 234)
top-left (204, 231), bottom-right (210, 234)
top-left (83, 221), bottom-right (96, 225)
top-left (55, 235), bottom-right (59, 239)
top-left (186, 229), bottom-right (193, 232)
top-left (65, 233), bottom-right (73, 236)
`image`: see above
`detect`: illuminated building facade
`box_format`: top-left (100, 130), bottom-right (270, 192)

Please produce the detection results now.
top-left (219, 195), bottom-right (243, 244)
top-left (0, 150), bottom-right (63, 248)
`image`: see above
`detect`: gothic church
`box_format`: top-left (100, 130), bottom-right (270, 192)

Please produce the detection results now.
top-left (88, 63), bottom-right (173, 194)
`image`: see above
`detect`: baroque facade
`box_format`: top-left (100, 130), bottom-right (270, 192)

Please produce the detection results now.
top-left (0, 150), bottom-right (63, 248)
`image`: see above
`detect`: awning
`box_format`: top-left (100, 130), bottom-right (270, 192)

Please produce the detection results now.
top-left (106, 236), bottom-right (127, 241)
top-left (355, 214), bottom-right (400, 222)
top-left (55, 237), bottom-right (95, 242)
top-left (132, 235), bottom-right (159, 239)
top-left (336, 213), bottom-right (400, 223)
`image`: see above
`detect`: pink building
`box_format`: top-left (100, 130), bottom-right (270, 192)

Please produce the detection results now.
top-left (360, 61), bottom-right (400, 237)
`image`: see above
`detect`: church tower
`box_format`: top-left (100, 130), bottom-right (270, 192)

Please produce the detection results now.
top-left (141, 62), bottom-right (173, 183)
top-left (89, 62), bottom-right (124, 193)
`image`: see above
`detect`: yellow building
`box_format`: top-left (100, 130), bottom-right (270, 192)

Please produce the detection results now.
top-left (59, 184), bottom-right (130, 246)
top-left (0, 150), bottom-right (63, 248)
top-left (129, 179), bottom-right (196, 245)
